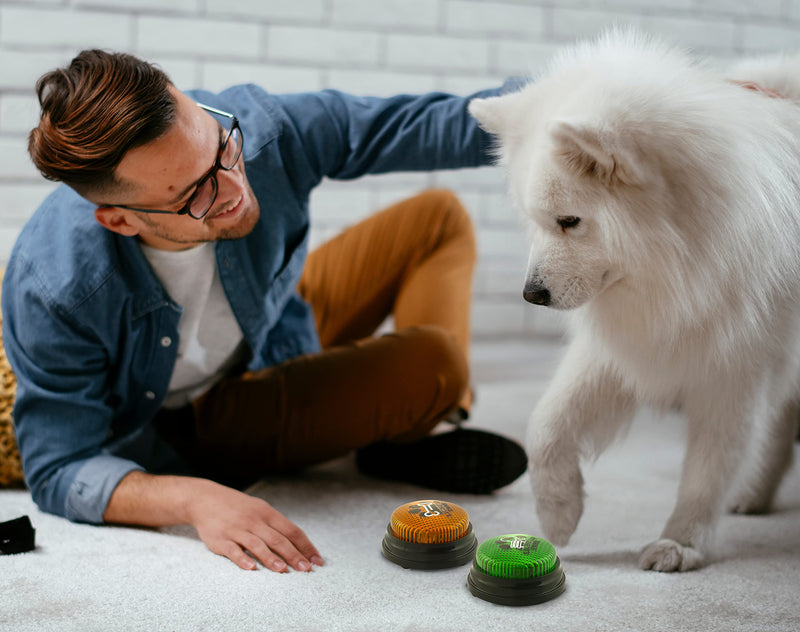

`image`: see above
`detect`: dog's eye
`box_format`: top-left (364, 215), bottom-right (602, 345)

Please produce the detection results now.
top-left (557, 216), bottom-right (581, 230)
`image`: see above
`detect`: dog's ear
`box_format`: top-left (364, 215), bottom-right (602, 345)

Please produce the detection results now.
top-left (469, 91), bottom-right (527, 137)
top-left (550, 120), bottom-right (647, 186)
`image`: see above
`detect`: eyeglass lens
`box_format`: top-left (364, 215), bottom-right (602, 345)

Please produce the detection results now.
top-left (188, 125), bottom-right (243, 218)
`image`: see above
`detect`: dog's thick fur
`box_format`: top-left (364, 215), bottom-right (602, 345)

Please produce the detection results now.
top-left (470, 30), bottom-right (800, 571)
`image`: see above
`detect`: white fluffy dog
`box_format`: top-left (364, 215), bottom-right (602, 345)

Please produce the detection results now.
top-left (469, 30), bottom-right (800, 571)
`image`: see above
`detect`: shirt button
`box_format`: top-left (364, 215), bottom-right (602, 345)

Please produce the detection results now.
top-left (160, 336), bottom-right (172, 347)
top-left (145, 391), bottom-right (156, 400)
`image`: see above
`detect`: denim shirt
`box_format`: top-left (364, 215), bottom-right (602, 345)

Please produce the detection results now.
top-left (2, 81), bottom-right (516, 524)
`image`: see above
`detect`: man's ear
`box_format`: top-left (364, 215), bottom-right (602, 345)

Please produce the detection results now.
top-left (94, 206), bottom-right (141, 237)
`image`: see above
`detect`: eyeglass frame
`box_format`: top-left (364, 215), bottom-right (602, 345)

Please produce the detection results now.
top-left (111, 102), bottom-right (243, 220)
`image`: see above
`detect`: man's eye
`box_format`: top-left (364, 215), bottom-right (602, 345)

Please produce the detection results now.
top-left (557, 216), bottom-right (581, 230)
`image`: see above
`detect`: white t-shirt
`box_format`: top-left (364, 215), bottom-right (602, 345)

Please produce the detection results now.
top-left (140, 242), bottom-right (247, 409)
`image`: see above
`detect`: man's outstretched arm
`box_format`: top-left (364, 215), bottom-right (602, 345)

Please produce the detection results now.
top-left (103, 470), bottom-right (323, 572)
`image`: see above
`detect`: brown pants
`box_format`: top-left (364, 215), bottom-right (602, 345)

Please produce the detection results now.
top-left (167, 189), bottom-right (476, 485)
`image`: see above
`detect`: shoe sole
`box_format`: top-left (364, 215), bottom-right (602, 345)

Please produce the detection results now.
top-left (356, 429), bottom-right (528, 494)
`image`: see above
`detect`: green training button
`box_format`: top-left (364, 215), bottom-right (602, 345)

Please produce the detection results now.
top-left (467, 534), bottom-right (566, 606)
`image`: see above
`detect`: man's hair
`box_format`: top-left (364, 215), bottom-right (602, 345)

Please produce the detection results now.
top-left (28, 49), bottom-right (177, 197)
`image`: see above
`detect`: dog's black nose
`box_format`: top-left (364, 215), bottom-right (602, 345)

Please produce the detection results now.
top-left (523, 287), bottom-right (550, 306)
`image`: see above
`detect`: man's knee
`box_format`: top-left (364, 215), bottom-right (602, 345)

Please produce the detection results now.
top-left (399, 324), bottom-right (469, 409)
top-left (419, 189), bottom-right (475, 250)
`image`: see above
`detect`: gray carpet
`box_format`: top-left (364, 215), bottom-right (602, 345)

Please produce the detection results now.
top-left (2, 338), bottom-right (799, 632)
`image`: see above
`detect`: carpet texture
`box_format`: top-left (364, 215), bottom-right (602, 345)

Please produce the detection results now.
top-left (2, 339), bottom-right (799, 632)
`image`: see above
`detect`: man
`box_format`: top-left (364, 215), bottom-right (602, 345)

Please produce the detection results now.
top-left (1, 50), bottom-right (526, 573)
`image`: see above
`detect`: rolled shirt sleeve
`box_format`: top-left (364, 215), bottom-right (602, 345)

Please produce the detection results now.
top-left (2, 251), bottom-right (147, 524)
top-left (63, 456), bottom-right (144, 524)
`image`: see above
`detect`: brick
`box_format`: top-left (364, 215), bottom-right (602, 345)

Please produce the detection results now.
top-left (545, 0), bottom-right (691, 9)
top-left (640, 15), bottom-right (738, 52)
top-left (267, 26), bottom-right (381, 67)
top-left (524, 303), bottom-right (567, 339)
top-left (386, 33), bottom-right (491, 72)
top-left (479, 191), bottom-right (519, 226)
top-left (433, 166), bottom-right (506, 190)
top-left (742, 23), bottom-right (800, 52)
top-left (440, 74), bottom-right (507, 97)
top-left (207, 0), bottom-right (325, 22)
top-left (477, 226), bottom-right (527, 259)
top-left (551, 8), bottom-right (645, 40)
top-left (145, 56), bottom-right (200, 91)
top-left (372, 179), bottom-right (440, 210)
top-left (0, 228), bottom-right (23, 268)
top-left (0, 183), bottom-right (57, 222)
top-left (326, 69), bottom-right (437, 97)
top-left (445, 1), bottom-right (546, 36)
top-left (475, 261), bottom-right (527, 297)
top-left (202, 62), bottom-right (323, 94)
top-left (7, 0), bottom-right (62, 5)
top-left (307, 225), bottom-right (340, 251)
top-left (137, 16), bottom-right (260, 58)
top-left (450, 190), bottom-right (482, 219)
top-left (308, 185), bottom-right (374, 227)
top-left (0, 50), bottom-right (72, 91)
top-left (0, 136), bottom-right (39, 180)
top-left (332, 0), bottom-right (439, 29)
top-left (1, 95), bottom-right (41, 134)
top-left (494, 41), bottom-right (560, 77)
top-left (1, 7), bottom-right (132, 49)
top-left (74, 0), bottom-right (200, 11)
top-left (694, 0), bottom-right (784, 17)
top-left (471, 301), bottom-right (525, 336)
top-left (335, 175), bottom-right (434, 205)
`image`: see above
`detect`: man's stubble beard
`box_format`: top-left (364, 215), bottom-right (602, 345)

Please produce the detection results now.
top-left (138, 181), bottom-right (260, 247)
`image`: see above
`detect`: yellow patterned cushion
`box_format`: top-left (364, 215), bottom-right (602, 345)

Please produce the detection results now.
top-left (0, 269), bottom-right (25, 487)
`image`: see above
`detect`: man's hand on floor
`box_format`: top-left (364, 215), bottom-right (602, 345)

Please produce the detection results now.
top-left (186, 478), bottom-right (323, 572)
top-left (104, 471), bottom-right (323, 572)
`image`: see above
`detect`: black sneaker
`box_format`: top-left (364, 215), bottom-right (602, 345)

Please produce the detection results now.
top-left (355, 428), bottom-right (528, 494)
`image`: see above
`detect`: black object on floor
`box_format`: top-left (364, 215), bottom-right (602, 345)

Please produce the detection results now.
top-left (356, 428), bottom-right (528, 494)
top-left (0, 515), bottom-right (36, 555)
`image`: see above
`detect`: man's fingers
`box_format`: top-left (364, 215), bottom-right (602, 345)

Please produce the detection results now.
top-left (260, 506), bottom-right (324, 567)
top-left (190, 484), bottom-right (324, 572)
top-left (212, 538), bottom-right (260, 571)
top-left (240, 530), bottom-right (299, 572)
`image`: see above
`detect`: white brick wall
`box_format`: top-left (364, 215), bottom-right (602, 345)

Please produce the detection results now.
top-left (1, 0), bottom-right (800, 340)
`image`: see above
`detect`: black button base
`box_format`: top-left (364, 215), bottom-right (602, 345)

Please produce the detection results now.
top-left (381, 523), bottom-right (477, 570)
top-left (467, 557), bottom-right (566, 606)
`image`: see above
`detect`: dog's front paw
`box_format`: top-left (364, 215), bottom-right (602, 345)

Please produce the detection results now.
top-left (535, 494), bottom-right (583, 546)
top-left (530, 459), bottom-right (584, 547)
top-left (639, 539), bottom-right (705, 572)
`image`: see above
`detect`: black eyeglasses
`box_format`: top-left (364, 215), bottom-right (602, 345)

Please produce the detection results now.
top-left (113, 103), bottom-right (243, 220)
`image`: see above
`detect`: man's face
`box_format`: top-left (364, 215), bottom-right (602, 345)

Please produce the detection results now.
top-left (97, 87), bottom-right (260, 251)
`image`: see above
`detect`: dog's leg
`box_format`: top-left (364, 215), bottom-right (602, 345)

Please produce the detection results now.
top-left (728, 399), bottom-right (797, 514)
top-left (639, 389), bottom-right (751, 572)
top-left (528, 338), bottom-right (636, 546)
